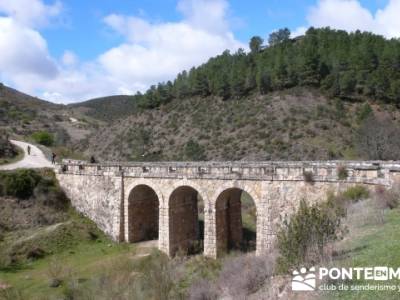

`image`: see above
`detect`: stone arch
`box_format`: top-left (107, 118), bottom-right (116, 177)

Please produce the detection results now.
top-left (211, 182), bottom-right (261, 211)
top-left (127, 184), bottom-right (159, 243)
top-left (168, 185), bottom-right (204, 256)
top-left (125, 179), bottom-right (163, 204)
top-left (164, 180), bottom-right (211, 207)
top-left (215, 187), bottom-right (257, 256)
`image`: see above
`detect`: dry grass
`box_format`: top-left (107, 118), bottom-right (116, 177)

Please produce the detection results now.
top-left (188, 253), bottom-right (276, 300)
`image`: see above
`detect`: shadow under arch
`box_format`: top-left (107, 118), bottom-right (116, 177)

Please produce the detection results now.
top-left (127, 184), bottom-right (159, 243)
top-left (168, 185), bottom-right (204, 256)
top-left (215, 187), bottom-right (257, 256)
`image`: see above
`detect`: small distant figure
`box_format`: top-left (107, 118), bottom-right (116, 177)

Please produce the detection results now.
top-left (90, 156), bottom-right (96, 164)
top-left (51, 152), bottom-right (57, 164)
top-left (27, 145), bottom-right (31, 155)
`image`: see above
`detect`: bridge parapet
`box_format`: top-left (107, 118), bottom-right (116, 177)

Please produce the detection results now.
top-left (57, 160), bottom-right (400, 185)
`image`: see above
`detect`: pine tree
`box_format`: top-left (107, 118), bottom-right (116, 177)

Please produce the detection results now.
top-left (249, 36), bottom-right (264, 53)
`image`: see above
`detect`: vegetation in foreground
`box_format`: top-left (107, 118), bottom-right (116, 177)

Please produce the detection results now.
top-left (322, 186), bottom-right (400, 300)
top-left (274, 183), bottom-right (400, 300)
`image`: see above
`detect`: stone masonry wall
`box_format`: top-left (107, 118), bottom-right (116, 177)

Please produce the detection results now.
top-left (56, 173), bottom-right (122, 241)
top-left (56, 161), bottom-right (400, 258)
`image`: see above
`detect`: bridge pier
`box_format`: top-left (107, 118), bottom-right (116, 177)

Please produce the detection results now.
top-left (158, 203), bottom-right (169, 254)
top-left (203, 202), bottom-right (217, 257)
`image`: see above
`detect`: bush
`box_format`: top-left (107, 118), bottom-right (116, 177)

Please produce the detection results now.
top-left (1, 169), bottom-right (41, 199)
top-left (189, 279), bottom-right (218, 300)
top-left (303, 171), bottom-right (314, 184)
top-left (337, 166), bottom-right (348, 180)
top-left (217, 255), bottom-right (273, 298)
top-left (188, 254), bottom-right (274, 299)
top-left (33, 176), bottom-right (69, 209)
top-left (342, 185), bottom-right (369, 202)
top-left (356, 103), bottom-right (373, 123)
top-left (374, 186), bottom-right (399, 210)
top-left (32, 131), bottom-right (54, 146)
top-left (184, 139), bottom-right (206, 161)
top-left (0, 169), bottom-right (68, 205)
top-left (276, 199), bottom-right (343, 273)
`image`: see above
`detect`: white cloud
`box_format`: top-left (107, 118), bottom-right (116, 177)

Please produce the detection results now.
top-left (291, 26), bottom-right (307, 38)
top-left (99, 0), bottom-right (244, 95)
top-left (177, 0), bottom-right (229, 34)
top-left (99, 16), bottom-right (243, 88)
top-left (0, 17), bottom-right (58, 79)
top-left (375, 0), bottom-right (400, 38)
top-left (296, 0), bottom-right (400, 38)
top-left (0, 0), bottom-right (244, 103)
top-left (0, 0), bottom-right (62, 28)
top-left (61, 50), bottom-right (78, 67)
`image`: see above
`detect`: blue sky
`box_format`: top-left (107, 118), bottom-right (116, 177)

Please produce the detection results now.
top-left (0, 0), bottom-right (398, 103)
top-left (40, 0), bottom-right (389, 59)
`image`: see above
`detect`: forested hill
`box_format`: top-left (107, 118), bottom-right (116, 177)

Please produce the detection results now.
top-left (131, 27), bottom-right (400, 110)
top-left (80, 27), bottom-right (400, 162)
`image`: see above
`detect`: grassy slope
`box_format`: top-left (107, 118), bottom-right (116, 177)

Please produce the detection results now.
top-left (324, 207), bottom-right (400, 300)
top-left (0, 242), bottom-right (135, 300)
top-left (0, 212), bottom-right (136, 300)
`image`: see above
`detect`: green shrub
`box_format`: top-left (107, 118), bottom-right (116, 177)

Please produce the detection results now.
top-left (342, 185), bottom-right (369, 202)
top-left (32, 131), bottom-right (54, 146)
top-left (303, 171), bottom-right (314, 184)
top-left (1, 169), bottom-right (41, 199)
top-left (184, 139), bottom-right (206, 161)
top-left (356, 103), bottom-right (373, 123)
top-left (337, 166), bottom-right (348, 180)
top-left (0, 169), bottom-right (68, 204)
top-left (276, 199), bottom-right (343, 273)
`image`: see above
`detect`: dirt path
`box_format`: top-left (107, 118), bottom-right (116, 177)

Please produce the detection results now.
top-left (0, 140), bottom-right (53, 170)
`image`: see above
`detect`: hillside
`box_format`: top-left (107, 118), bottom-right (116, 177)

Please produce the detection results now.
top-left (0, 84), bottom-right (61, 134)
top-left (69, 95), bottom-right (136, 122)
top-left (80, 88), bottom-right (399, 162)
top-left (0, 85), bottom-right (99, 159)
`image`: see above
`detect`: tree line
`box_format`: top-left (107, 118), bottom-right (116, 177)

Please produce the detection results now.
top-left (131, 27), bottom-right (400, 109)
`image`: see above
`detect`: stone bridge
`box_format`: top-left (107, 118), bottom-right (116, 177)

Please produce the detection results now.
top-left (55, 160), bottom-right (400, 258)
